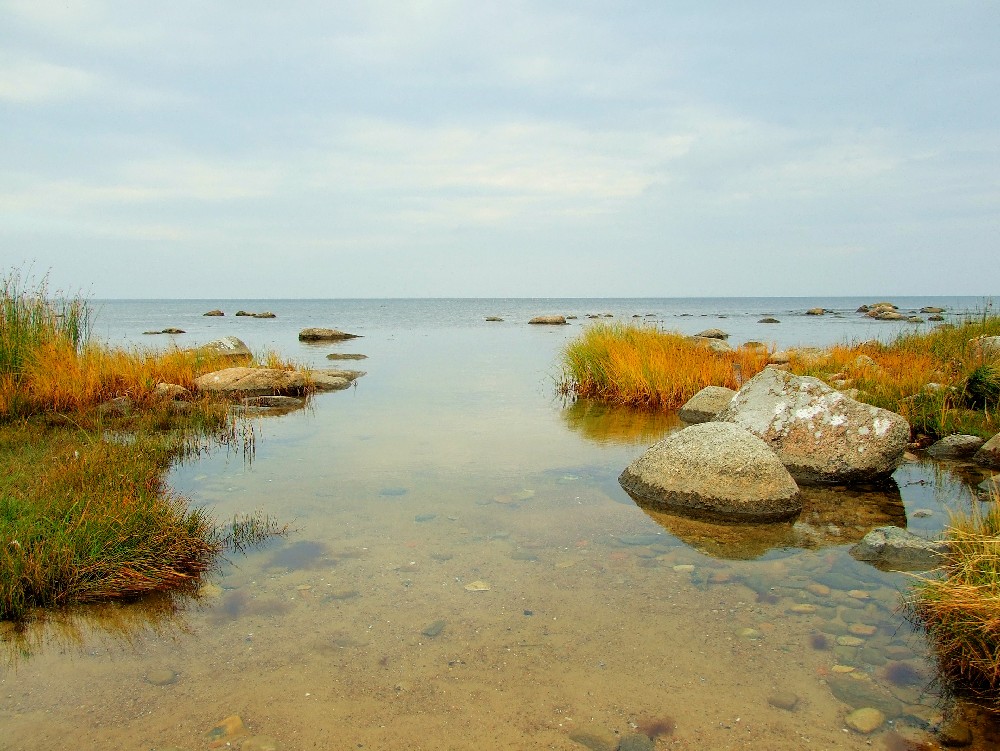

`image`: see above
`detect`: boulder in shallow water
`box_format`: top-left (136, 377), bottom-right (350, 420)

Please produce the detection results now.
top-left (195, 367), bottom-right (308, 396)
top-left (192, 336), bottom-right (253, 360)
top-left (975, 432), bottom-right (1000, 469)
top-left (849, 526), bottom-right (948, 571)
top-left (298, 327), bottom-right (360, 341)
top-left (678, 386), bottom-right (736, 424)
top-left (619, 422), bottom-right (801, 522)
top-left (926, 434), bottom-right (986, 459)
top-left (716, 367), bottom-right (909, 485)
top-left (528, 315), bottom-right (567, 325)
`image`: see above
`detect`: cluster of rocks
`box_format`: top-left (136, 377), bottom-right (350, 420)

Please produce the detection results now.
top-left (234, 310), bottom-right (276, 318)
top-left (621, 367), bottom-right (911, 524)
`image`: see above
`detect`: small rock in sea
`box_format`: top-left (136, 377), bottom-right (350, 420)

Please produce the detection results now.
top-left (788, 604), bottom-right (817, 614)
top-left (847, 589), bottom-right (870, 600)
top-left (326, 353), bottom-right (368, 360)
top-left (848, 623), bottom-right (878, 637)
top-left (806, 583), bottom-right (831, 597)
top-left (464, 580), bottom-right (491, 591)
top-left (806, 308), bottom-right (826, 316)
top-left (767, 692), bottom-right (799, 711)
top-left (758, 317), bottom-right (781, 323)
top-left (845, 707), bottom-right (885, 734)
top-left (145, 668), bottom-right (177, 686)
top-left (912, 508), bottom-right (934, 518)
top-left (673, 564), bottom-right (695, 573)
top-left (203, 309), bottom-right (224, 316)
top-left (837, 636), bottom-right (865, 647)
top-left (485, 316), bottom-right (504, 322)
top-left (528, 315), bottom-right (568, 325)
top-left (695, 328), bottom-right (729, 339)
top-left (421, 619), bottom-right (446, 638)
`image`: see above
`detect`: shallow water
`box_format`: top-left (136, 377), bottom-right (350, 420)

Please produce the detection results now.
top-left (3, 300), bottom-right (999, 750)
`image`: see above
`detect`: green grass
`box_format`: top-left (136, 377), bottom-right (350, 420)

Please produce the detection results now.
top-left (0, 269), bottom-right (285, 621)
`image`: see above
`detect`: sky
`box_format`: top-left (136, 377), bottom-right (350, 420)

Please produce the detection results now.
top-left (1, 1), bottom-right (998, 299)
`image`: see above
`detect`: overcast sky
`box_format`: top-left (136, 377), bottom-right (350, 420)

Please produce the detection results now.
top-left (2, 2), bottom-right (998, 298)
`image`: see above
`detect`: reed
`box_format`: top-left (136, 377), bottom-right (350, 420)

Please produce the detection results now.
top-left (907, 499), bottom-right (1000, 709)
top-left (560, 322), bottom-right (770, 410)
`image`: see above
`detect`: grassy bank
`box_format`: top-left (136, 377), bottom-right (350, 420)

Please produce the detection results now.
top-left (560, 316), bottom-right (1000, 438)
top-left (908, 502), bottom-right (1000, 709)
top-left (0, 271), bottom-right (280, 621)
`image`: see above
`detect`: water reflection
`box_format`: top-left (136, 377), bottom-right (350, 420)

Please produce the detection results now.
top-left (559, 397), bottom-right (681, 445)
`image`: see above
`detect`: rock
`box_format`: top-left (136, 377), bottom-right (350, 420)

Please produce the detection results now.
top-left (145, 668), bottom-right (177, 686)
top-left (929, 314), bottom-right (945, 321)
top-left (978, 475), bottom-right (1000, 495)
top-left (927, 434), bottom-right (986, 459)
top-left (568, 725), bottom-right (618, 751)
top-left (421, 619), bottom-right (446, 638)
top-left (485, 316), bottom-right (504, 322)
top-left (96, 395), bottom-right (133, 416)
top-left (850, 526), bottom-right (949, 571)
top-left (241, 738), bottom-right (279, 751)
top-left (921, 307), bottom-right (944, 314)
top-left (759, 317), bottom-right (781, 323)
top-left (806, 308), bottom-right (826, 316)
top-left (767, 692), bottom-right (799, 711)
top-left (528, 315), bottom-right (567, 325)
top-left (298, 327), bottom-right (360, 341)
top-left (203, 309), bottom-right (224, 316)
top-left (678, 386), bottom-right (737, 424)
top-left (618, 734), bottom-right (655, 751)
top-left (695, 328), bottom-right (729, 339)
top-left (241, 395), bottom-right (307, 411)
top-left (235, 310), bottom-right (250, 316)
top-left (326, 353), bottom-right (368, 360)
top-left (689, 336), bottom-right (734, 353)
top-left (845, 707), bottom-right (885, 734)
top-left (307, 371), bottom-right (352, 391)
top-left (192, 336), bottom-right (253, 361)
top-left (144, 328), bottom-right (185, 334)
top-left (252, 311), bottom-right (276, 318)
top-left (969, 336), bottom-right (1000, 359)
top-left (206, 715), bottom-right (248, 747)
top-left (975, 433), bottom-right (1000, 468)
top-left (869, 310), bottom-right (905, 321)
top-left (618, 422), bottom-right (801, 522)
top-left (716, 367), bottom-right (910, 485)
top-left (827, 675), bottom-right (903, 717)
top-left (938, 717), bottom-right (974, 747)
top-left (153, 382), bottom-right (190, 401)
top-left (907, 316), bottom-right (925, 323)
top-left (195, 367), bottom-right (309, 397)
top-left (768, 350), bottom-right (791, 365)
top-left (464, 580), bottom-right (491, 591)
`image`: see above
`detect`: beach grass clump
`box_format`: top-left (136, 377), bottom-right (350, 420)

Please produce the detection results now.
top-left (907, 501), bottom-right (1000, 708)
top-left (0, 421), bottom-right (221, 620)
top-left (560, 322), bottom-right (770, 410)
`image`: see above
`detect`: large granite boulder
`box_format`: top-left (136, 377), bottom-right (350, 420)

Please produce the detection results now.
top-left (194, 367), bottom-right (309, 396)
top-left (528, 315), bottom-right (567, 325)
top-left (678, 386), bottom-right (736, 424)
top-left (715, 367), bottom-right (909, 485)
top-left (299, 327), bottom-right (360, 341)
top-left (850, 526), bottom-right (949, 571)
top-left (975, 433), bottom-right (1000, 469)
top-left (191, 336), bottom-right (253, 360)
top-left (618, 422), bottom-right (801, 522)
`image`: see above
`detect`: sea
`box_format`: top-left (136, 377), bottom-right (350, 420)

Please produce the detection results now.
top-left (5, 296), bottom-right (999, 750)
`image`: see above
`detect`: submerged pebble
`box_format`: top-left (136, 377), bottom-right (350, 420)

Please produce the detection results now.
top-left (767, 692), bottom-right (799, 711)
top-left (845, 707), bottom-right (885, 734)
top-left (145, 668), bottom-right (177, 686)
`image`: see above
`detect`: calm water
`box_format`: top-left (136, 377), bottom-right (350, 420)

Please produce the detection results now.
top-left (3, 297), bottom-right (999, 750)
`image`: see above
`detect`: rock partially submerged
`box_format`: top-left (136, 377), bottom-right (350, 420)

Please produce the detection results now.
top-left (678, 386), bottom-right (736, 424)
top-left (975, 433), bottom-right (1000, 469)
top-left (716, 367), bottom-right (910, 485)
top-left (619, 422), bottom-right (801, 522)
top-left (528, 315), bottom-right (567, 325)
top-left (926, 434), bottom-right (986, 459)
top-left (298, 327), bottom-right (361, 341)
top-left (191, 336), bottom-right (253, 360)
top-left (326, 353), bottom-right (368, 360)
top-left (194, 367), bottom-right (309, 396)
top-left (850, 526), bottom-right (949, 571)
top-left (203, 309), bottom-right (224, 316)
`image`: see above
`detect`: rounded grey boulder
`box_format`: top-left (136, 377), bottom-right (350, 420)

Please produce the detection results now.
top-left (926, 434), bottom-right (986, 459)
top-left (618, 422), bottom-right (801, 522)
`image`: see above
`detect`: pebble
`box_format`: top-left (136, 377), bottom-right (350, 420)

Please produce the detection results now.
top-left (837, 636), bottom-right (865, 647)
top-left (618, 733), bottom-right (654, 751)
top-left (788, 604), bottom-right (818, 614)
top-left (672, 564), bottom-right (695, 573)
top-left (912, 508), bottom-right (935, 518)
top-left (325, 589), bottom-right (360, 601)
top-left (806, 583), bottom-right (831, 597)
top-left (848, 590), bottom-right (871, 600)
top-left (845, 707), bottom-right (885, 734)
top-left (197, 583), bottom-right (223, 598)
top-left (464, 580), bottom-right (491, 591)
top-left (767, 691), bottom-right (799, 711)
top-left (145, 669), bottom-right (177, 686)
top-left (568, 725), bottom-right (618, 751)
top-left (421, 620), bottom-right (446, 638)
top-left (738, 628), bottom-right (762, 640)
top-left (555, 560), bottom-right (576, 569)
top-left (848, 623), bottom-right (878, 637)
top-left (832, 665), bottom-right (855, 673)
top-left (206, 715), bottom-right (248, 748)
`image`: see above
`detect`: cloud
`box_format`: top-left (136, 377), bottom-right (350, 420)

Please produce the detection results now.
top-left (0, 58), bottom-right (98, 103)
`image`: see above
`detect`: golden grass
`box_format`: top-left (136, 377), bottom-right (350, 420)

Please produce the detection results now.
top-left (561, 323), bottom-right (770, 410)
top-left (908, 500), bottom-right (1000, 708)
